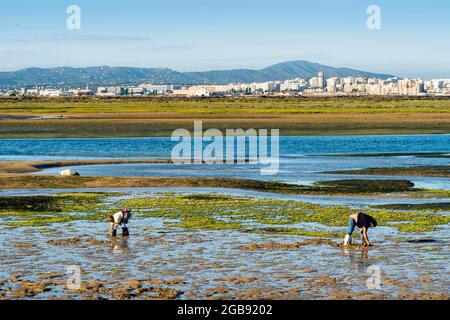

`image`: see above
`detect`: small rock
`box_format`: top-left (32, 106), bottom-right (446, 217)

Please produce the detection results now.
top-left (60, 169), bottom-right (80, 177)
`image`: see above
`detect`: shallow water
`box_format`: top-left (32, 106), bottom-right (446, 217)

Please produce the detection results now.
top-left (1, 135), bottom-right (449, 160)
top-left (9, 135), bottom-right (445, 189)
top-left (1, 135), bottom-right (449, 300)
top-left (39, 159), bottom-right (450, 190)
top-left (0, 190), bottom-right (448, 300)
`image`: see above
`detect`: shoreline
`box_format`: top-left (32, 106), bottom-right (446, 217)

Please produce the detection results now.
top-left (326, 165), bottom-right (450, 178)
top-left (0, 172), bottom-right (448, 199)
top-left (1, 130), bottom-right (449, 139)
top-left (0, 159), bottom-right (171, 174)
top-left (0, 159), bottom-right (449, 197)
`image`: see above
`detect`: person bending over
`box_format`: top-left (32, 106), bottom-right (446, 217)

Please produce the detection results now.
top-left (344, 211), bottom-right (377, 246)
top-left (109, 209), bottom-right (132, 237)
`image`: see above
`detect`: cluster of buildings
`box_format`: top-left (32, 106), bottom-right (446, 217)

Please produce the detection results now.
top-left (2, 73), bottom-right (450, 98)
top-left (0, 87), bottom-right (95, 97)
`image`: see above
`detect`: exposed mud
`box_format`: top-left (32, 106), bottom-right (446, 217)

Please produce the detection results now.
top-left (47, 238), bottom-right (82, 246)
top-left (0, 273), bottom-right (183, 300)
top-left (331, 243), bottom-right (373, 249)
top-left (405, 238), bottom-right (438, 244)
top-left (325, 165), bottom-right (450, 178)
top-left (240, 239), bottom-right (335, 250)
top-left (47, 238), bottom-right (113, 247)
top-left (240, 239), bottom-right (375, 251)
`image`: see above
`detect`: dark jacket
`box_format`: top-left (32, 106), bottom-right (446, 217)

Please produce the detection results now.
top-left (356, 212), bottom-right (377, 229)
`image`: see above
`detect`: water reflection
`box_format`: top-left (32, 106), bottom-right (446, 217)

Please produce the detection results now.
top-left (344, 247), bottom-right (371, 273)
top-left (110, 238), bottom-right (130, 255)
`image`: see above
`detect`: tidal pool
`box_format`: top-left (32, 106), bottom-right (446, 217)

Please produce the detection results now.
top-left (0, 191), bottom-right (448, 300)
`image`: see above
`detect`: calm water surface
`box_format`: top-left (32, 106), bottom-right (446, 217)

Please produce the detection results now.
top-left (1, 134), bottom-right (449, 188)
top-left (1, 135), bottom-right (449, 160)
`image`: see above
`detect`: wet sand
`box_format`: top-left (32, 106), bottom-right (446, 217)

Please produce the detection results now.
top-left (0, 159), bottom-right (171, 174)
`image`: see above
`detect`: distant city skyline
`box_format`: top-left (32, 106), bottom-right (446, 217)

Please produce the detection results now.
top-left (10, 71), bottom-right (449, 98)
top-left (1, 0), bottom-right (450, 78)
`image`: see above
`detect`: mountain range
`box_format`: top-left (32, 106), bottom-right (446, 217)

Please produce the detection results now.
top-left (0, 60), bottom-right (396, 88)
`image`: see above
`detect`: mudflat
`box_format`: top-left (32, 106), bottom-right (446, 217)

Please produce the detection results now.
top-left (326, 165), bottom-right (450, 178)
top-left (1, 191), bottom-right (449, 300)
top-left (1, 97), bottom-right (450, 137)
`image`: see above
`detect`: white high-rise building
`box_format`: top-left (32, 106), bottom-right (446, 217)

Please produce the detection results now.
top-left (398, 79), bottom-right (425, 96)
top-left (309, 72), bottom-right (325, 89)
top-left (326, 77), bottom-right (339, 93)
top-left (342, 77), bottom-right (355, 85)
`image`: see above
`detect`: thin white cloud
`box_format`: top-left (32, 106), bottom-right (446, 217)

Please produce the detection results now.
top-left (2, 34), bottom-right (152, 43)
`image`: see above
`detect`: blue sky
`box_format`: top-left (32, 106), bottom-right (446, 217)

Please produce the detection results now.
top-left (1, 0), bottom-right (450, 78)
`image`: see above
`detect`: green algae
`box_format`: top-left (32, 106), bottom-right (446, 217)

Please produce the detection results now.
top-left (372, 202), bottom-right (450, 211)
top-left (313, 179), bottom-right (415, 193)
top-left (166, 217), bottom-right (242, 231)
top-left (122, 193), bottom-right (450, 234)
top-left (325, 165), bottom-right (450, 178)
top-left (247, 227), bottom-right (344, 238)
top-left (0, 193), bottom-right (114, 212)
top-left (0, 193), bottom-right (117, 227)
top-left (2, 191), bottom-right (448, 233)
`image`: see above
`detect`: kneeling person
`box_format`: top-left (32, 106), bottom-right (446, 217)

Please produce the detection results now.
top-left (344, 211), bottom-right (377, 246)
top-left (109, 209), bottom-right (132, 237)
